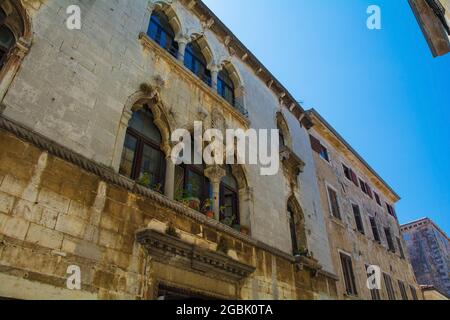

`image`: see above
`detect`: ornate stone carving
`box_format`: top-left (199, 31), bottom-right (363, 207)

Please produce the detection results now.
top-left (280, 146), bottom-right (305, 184)
top-left (136, 229), bottom-right (256, 282)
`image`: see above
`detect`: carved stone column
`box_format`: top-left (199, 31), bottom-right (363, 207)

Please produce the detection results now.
top-left (210, 65), bottom-right (220, 92)
top-left (177, 38), bottom-right (188, 62)
top-left (204, 165), bottom-right (226, 220)
top-left (164, 156), bottom-right (176, 200)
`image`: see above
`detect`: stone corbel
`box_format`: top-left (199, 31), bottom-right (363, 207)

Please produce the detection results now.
top-left (294, 255), bottom-right (322, 275)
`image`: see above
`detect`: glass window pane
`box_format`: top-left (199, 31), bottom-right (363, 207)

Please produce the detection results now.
top-left (0, 26), bottom-right (15, 51)
top-left (138, 143), bottom-right (164, 187)
top-left (119, 134), bottom-right (138, 178)
top-left (129, 108), bottom-right (162, 144)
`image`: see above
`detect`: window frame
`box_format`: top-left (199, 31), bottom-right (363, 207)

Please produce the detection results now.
top-left (339, 252), bottom-right (358, 297)
top-left (383, 273), bottom-right (397, 300)
top-left (352, 203), bottom-right (365, 235)
top-left (184, 42), bottom-right (212, 86)
top-left (217, 69), bottom-right (235, 107)
top-left (120, 108), bottom-right (166, 190)
top-left (147, 11), bottom-right (179, 58)
top-left (219, 171), bottom-right (240, 227)
top-left (398, 280), bottom-right (409, 300)
top-left (326, 183), bottom-right (342, 220)
top-left (369, 216), bottom-right (381, 243)
top-left (384, 227), bottom-right (396, 253)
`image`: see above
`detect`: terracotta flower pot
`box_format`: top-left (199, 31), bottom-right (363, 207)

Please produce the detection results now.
top-left (206, 211), bottom-right (215, 219)
top-left (240, 226), bottom-right (250, 235)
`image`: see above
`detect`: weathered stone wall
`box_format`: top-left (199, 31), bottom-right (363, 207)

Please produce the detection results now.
top-left (402, 219), bottom-right (450, 297)
top-left (1, 0), bottom-right (334, 272)
top-left (309, 127), bottom-right (421, 300)
top-left (0, 126), bottom-right (337, 300)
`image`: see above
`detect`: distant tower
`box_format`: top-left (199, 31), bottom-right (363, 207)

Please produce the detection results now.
top-left (401, 218), bottom-right (450, 297)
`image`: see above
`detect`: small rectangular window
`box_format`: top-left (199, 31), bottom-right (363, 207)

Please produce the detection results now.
top-left (397, 237), bottom-right (405, 259)
top-left (386, 203), bottom-right (397, 218)
top-left (383, 273), bottom-right (396, 300)
top-left (343, 164), bottom-right (352, 181)
top-left (370, 217), bottom-right (381, 242)
top-left (352, 204), bottom-right (365, 234)
top-left (359, 179), bottom-right (367, 194)
top-left (410, 285), bottom-right (418, 300)
top-left (385, 227), bottom-right (396, 252)
top-left (340, 253), bottom-right (358, 296)
top-left (398, 280), bottom-right (409, 300)
top-left (374, 192), bottom-right (382, 206)
top-left (327, 186), bottom-right (341, 220)
top-left (310, 135), bottom-right (329, 162)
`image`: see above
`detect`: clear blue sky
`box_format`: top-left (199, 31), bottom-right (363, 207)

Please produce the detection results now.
top-left (203, 0), bottom-right (450, 235)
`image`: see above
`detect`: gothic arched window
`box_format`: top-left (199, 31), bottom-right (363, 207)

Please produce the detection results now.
top-left (119, 106), bottom-right (166, 190)
top-left (220, 166), bottom-right (239, 228)
top-left (184, 41), bottom-right (211, 86)
top-left (147, 10), bottom-right (178, 57)
top-left (287, 196), bottom-right (308, 255)
top-left (0, 9), bottom-right (16, 68)
top-left (217, 68), bottom-right (235, 106)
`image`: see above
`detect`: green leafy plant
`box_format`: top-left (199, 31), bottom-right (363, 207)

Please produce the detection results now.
top-left (137, 172), bottom-right (151, 187)
top-left (294, 247), bottom-right (311, 258)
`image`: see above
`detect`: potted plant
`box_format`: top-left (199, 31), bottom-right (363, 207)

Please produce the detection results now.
top-left (202, 198), bottom-right (215, 218)
top-left (137, 172), bottom-right (151, 188)
top-left (175, 186), bottom-right (201, 212)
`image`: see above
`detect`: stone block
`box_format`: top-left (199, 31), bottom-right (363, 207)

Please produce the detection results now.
top-left (0, 213), bottom-right (30, 240)
top-left (0, 191), bottom-right (15, 214)
top-left (37, 189), bottom-right (70, 213)
top-left (55, 214), bottom-right (86, 238)
top-left (26, 223), bottom-right (63, 250)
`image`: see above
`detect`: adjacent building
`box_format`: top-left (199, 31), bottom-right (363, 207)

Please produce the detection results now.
top-left (401, 218), bottom-right (450, 298)
top-left (408, 0), bottom-right (450, 57)
top-left (307, 110), bottom-right (420, 300)
top-left (0, 0), bottom-right (420, 300)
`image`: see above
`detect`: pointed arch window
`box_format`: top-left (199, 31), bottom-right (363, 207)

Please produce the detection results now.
top-left (147, 11), bottom-right (178, 57)
top-left (220, 166), bottom-right (240, 228)
top-left (119, 106), bottom-right (166, 190)
top-left (287, 197), bottom-right (308, 256)
top-left (288, 204), bottom-right (299, 254)
top-left (217, 69), bottom-right (235, 106)
top-left (184, 41), bottom-right (211, 86)
top-left (0, 9), bottom-right (16, 68)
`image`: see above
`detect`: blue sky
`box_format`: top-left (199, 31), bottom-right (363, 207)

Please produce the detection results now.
top-left (203, 0), bottom-right (450, 234)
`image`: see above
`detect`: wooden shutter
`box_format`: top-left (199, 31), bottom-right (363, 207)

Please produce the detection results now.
top-left (350, 170), bottom-right (359, 187)
top-left (366, 184), bottom-right (373, 199)
top-left (309, 135), bottom-right (322, 154)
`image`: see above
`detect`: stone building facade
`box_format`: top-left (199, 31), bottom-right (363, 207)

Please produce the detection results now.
top-left (0, 0), bottom-right (419, 300)
top-left (408, 0), bottom-right (450, 57)
top-left (307, 110), bottom-right (421, 300)
top-left (401, 218), bottom-right (450, 298)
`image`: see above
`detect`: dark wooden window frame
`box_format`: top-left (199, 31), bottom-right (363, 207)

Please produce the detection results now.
top-left (370, 216), bottom-right (381, 243)
top-left (219, 179), bottom-right (240, 226)
top-left (327, 185), bottom-right (341, 220)
top-left (383, 273), bottom-right (397, 300)
top-left (340, 252), bottom-right (358, 297)
top-left (352, 204), bottom-right (365, 235)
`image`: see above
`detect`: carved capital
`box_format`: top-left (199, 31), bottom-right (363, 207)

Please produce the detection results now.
top-left (204, 165), bottom-right (226, 184)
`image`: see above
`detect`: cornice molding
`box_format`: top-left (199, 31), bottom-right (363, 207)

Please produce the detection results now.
top-left (136, 229), bottom-right (256, 282)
